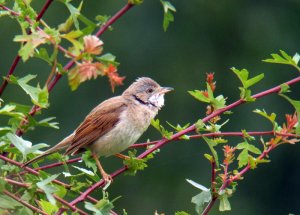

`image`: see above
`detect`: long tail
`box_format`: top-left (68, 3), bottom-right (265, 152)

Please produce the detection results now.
top-left (22, 133), bottom-right (74, 167)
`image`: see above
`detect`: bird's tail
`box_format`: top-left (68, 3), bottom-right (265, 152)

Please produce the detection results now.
top-left (22, 133), bottom-right (74, 167)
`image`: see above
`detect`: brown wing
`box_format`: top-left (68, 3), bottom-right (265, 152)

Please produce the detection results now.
top-left (65, 96), bottom-right (127, 155)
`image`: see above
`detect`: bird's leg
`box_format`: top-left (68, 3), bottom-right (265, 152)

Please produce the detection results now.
top-left (92, 153), bottom-right (112, 183)
top-left (114, 153), bottom-right (130, 160)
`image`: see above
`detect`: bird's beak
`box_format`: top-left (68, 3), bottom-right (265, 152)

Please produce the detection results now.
top-left (159, 87), bottom-right (174, 94)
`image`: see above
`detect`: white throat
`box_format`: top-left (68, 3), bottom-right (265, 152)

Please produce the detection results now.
top-left (149, 94), bottom-right (165, 109)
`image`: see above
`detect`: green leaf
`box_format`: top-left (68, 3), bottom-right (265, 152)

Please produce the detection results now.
top-left (61, 30), bottom-right (84, 54)
top-left (166, 121), bottom-right (190, 139)
top-left (253, 109), bottom-right (277, 127)
top-left (39, 199), bottom-right (59, 214)
top-left (231, 67), bottom-right (264, 100)
top-left (232, 67), bottom-right (264, 88)
top-left (237, 149), bottom-right (248, 168)
top-left (37, 174), bottom-right (60, 205)
top-left (34, 117), bottom-right (59, 129)
top-left (279, 83), bottom-right (290, 93)
top-left (219, 194), bottom-right (231, 211)
top-left (82, 151), bottom-right (97, 173)
top-left (195, 119), bottom-right (205, 132)
top-left (203, 153), bottom-right (213, 163)
top-left (123, 150), bottom-right (152, 176)
top-left (0, 179), bottom-right (6, 192)
top-left (188, 90), bottom-right (210, 103)
top-left (9, 75), bottom-right (49, 108)
top-left (189, 85), bottom-right (226, 110)
top-left (34, 48), bottom-right (52, 65)
top-left (292, 53), bottom-right (300, 65)
top-left (97, 53), bottom-right (120, 67)
top-left (160, 0), bottom-right (176, 31)
top-left (128, 0), bottom-right (144, 5)
top-left (6, 133), bottom-right (49, 159)
top-left (245, 73), bottom-right (264, 88)
top-left (263, 50), bottom-right (300, 70)
top-left (0, 194), bottom-right (23, 209)
top-left (58, 15), bottom-right (74, 32)
top-left (191, 190), bottom-right (212, 214)
top-left (186, 179), bottom-right (209, 191)
top-left (175, 212), bottom-right (190, 215)
top-left (64, 1), bottom-right (83, 30)
top-left (248, 144), bottom-right (261, 154)
top-left (14, 32), bottom-right (49, 62)
top-left (0, 104), bottom-right (24, 119)
top-left (236, 140), bottom-right (261, 168)
top-left (84, 191), bottom-right (115, 215)
top-left (72, 165), bottom-right (101, 182)
top-left (280, 94), bottom-right (300, 134)
top-left (202, 137), bottom-right (219, 167)
top-left (151, 119), bottom-right (173, 139)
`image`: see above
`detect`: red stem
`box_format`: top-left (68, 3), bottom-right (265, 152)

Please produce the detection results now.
top-left (202, 144), bottom-right (278, 214)
top-left (49, 2), bottom-right (134, 93)
top-left (4, 177), bottom-right (88, 215)
top-left (36, 0), bottom-right (54, 21)
top-left (0, 1), bottom-right (54, 96)
top-left (211, 160), bottom-right (216, 193)
top-left (3, 190), bottom-right (48, 215)
top-left (131, 131), bottom-right (294, 148)
top-left (15, 130), bottom-right (294, 172)
top-left (95, 3), bottom-right (134, 37)
top-left (59, 75), bottom-right (300, 212)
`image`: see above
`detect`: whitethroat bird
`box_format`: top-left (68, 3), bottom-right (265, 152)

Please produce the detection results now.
top-left (23, 77), bottom-right (173, 182)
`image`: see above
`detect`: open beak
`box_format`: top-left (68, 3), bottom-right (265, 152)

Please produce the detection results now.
top-left (159, 87), bottom-right (174, 94)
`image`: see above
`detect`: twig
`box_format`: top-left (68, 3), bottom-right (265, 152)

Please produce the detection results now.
top-left (3, 189), bottom-right (48, 215)
top-left (3, 177), bottom-right (88, 215)
top-left (58, 75), bottom-right (300, 213)
top-left (0, 5), bottom-right (77, 59)
top-left (202, 143), bottom-right (278, 214)
top-left (0, 0), bottom-right (54, 96)
top-left (14, 2), bottom-right (135, 137)
top-left (131, 131), bottom-right (300, 148)
top-left (0, 155), bottom-right (70, 188)
top-left (211, 160), bottom-right (216, 193)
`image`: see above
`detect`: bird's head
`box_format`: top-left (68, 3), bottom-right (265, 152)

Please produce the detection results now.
top-left (123, 77), bottom-right (173, 109)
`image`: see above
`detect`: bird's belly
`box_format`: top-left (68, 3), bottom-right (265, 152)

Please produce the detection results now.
top-left (89, 118), bottom-right (144, 157)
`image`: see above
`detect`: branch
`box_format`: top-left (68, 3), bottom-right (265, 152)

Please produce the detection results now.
top-left (0, 0), bottom-right (54, 96)
top-left (3, 189), bottom-right (48, 215)
top-left (48, 2), bottom-right (134, 92)
top-left (202, 139), bottom-right (280, 213)
top-left (131, 131), bottom-right (300, 148)
top-left (0, 5), bottom-right (76, 59)
top-left (57, 74), bottom-right (300, 213)
top-left (14, 2), bottom-right (135, 136)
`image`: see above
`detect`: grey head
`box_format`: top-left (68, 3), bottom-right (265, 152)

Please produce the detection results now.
top-left (122, 77), bottom-right (173, 109)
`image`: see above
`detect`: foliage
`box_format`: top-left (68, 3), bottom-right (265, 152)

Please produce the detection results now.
top-left (0, 1), bottom-right (299, 215)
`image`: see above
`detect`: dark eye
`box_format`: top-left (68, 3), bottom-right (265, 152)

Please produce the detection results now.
top-left (146, 88), bottom-right (154, 94)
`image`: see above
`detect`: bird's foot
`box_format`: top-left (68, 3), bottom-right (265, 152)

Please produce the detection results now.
top-left (115, 153), bottom-right (130, 160)
top-left (101, 171), bottom-right (113, 184)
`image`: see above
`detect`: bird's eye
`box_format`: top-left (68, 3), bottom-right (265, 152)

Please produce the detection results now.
top-left (146, 88), bottom-right (154, 94)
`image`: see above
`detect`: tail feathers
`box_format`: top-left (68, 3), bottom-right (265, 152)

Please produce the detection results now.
top-left (22, 133), bottom-right (74, 167)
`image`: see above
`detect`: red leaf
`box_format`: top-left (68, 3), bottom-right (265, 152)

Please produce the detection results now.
top-left (83, 35), bottom-right (103, 55)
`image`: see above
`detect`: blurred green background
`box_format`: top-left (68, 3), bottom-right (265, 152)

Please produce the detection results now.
top-left (1, 0), bottom-right (300, 214)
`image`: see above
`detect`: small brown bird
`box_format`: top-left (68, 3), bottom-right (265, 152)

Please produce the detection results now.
top-left (23, 77), bottom-right (173, 182)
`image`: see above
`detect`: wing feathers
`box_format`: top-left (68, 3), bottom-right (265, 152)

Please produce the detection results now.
top-left (65, 96), bottom-right (127, 155)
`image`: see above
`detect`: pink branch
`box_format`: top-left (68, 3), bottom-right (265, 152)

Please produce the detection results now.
top-left (58, 75), bottom-right (300, 213)
top-left (3, 189), bottom-right (48, 215)
top-left (48, 2), bottom-right (134, 92)
top-left (4, 177), bottom-right (88, 215)
top-left (0, 0), bottom-right (54, 96)
top-left (14, 2), bottom-right (135, 137)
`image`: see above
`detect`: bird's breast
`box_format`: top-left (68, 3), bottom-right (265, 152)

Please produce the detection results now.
top-left (89, 104), bottom-right (157, 157)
